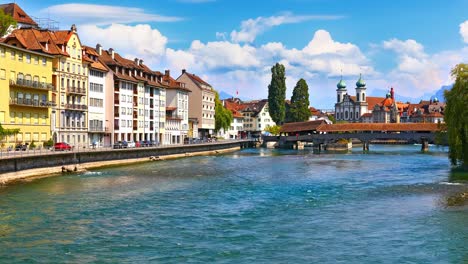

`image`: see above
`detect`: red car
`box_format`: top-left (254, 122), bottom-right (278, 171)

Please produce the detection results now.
top-left (54, 142), bottom-right (73, 151)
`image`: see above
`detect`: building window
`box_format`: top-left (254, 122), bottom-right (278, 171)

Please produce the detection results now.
top-left (0, 69), bottom-right (5, 79)
top-left (357, 93), bottom-right (360, 101)
top-left (18, 53), bottom-right (23, 61)
top-left (10, 50), bottom-right (15, 60)
top-left (34, 56), bottom-right (39, 65)
top-left (362, 93), bottom-right (365, 101)
top-left (0, 48), bottom-right (5, 57)
top-left (42, 58), bottom-right (46, 66)
top-left (345, 111), bottom-right (348, 119)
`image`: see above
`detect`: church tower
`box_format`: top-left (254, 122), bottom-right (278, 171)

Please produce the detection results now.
top-left (336, 78), bottom-right (347, 103)
top-left (354, 74), bottom-right (368, 119)
top-left (355, 74), bottom-right (366, 102)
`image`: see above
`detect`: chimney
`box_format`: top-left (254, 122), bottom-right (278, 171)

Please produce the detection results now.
top-left (109, 48), bottom-right (114, 59)
top-left (96, 44), bottom-right (102, 56)
top-left (134, 58), bottom-right (139, 64)
top-left (71, 24), bottom-right (77, 33)
top-left (390, 87), bottom-right (394, 100)
top-left (165, 70), bottom-right (170, 77)
top-left (182, 69), bottom-right (186, 74)
top-left (45, 41), bottom-right (49, 51)
top-left (139, 59), bottom-right (143, 66)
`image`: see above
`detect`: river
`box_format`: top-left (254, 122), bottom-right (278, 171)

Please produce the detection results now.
top-left (0, 145), bottom-right (467, 263)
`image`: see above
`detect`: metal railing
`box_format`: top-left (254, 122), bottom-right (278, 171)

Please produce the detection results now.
top-left (10, 79), bottom-right (55, 91)
top-left (66, 86), bottom-right (86, 94)
top-left (9, 98), bottom-right (56, 108)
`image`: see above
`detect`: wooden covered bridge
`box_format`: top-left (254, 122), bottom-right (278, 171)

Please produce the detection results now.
top-left (263, 121), bottom-right (445, 151)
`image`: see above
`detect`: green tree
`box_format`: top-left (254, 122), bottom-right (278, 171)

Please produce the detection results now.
top-left (444, 63), bottom-right (468, 169)
top-left (0, 123), bottom-right (19, 140)
top-left (268, 63), bottom-right (287, 125)
top-left (264, 125), bottom-right (281, 136)
top-left (214, 91), bottom-right (233, 133)
top-left (288, 79), bottom-right (310, 122)
top-left (0, 9), bottom-right (17, 37)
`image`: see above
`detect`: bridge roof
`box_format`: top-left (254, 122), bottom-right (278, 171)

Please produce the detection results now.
top-left (280, 120), bottom-right (325, 133)
top-left (317, 123), bottom-right (443, 132)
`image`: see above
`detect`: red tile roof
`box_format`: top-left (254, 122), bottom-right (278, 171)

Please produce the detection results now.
top-left (2, 28), bottom-right (70, 56)
top-left (0, 3), bottom-right (38, 27)
top-left (162, 72), bottom-right (191, 92)
top-left (317, 123), bottom-right (443, 132)
top-left (280, 120), bottom-right (326, 133)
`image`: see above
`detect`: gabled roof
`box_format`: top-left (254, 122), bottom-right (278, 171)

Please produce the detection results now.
top-left (280, 120), bottom-right (325, 133)
top-left (162, 72), bottom-right (191, 92)
top-left (3, 28), bottom-right (68, 56)
top-left (223, 100), bottom-right (244, 118)
top-left (0, 3), bottom-right (38, 27)
top-left (82, 46), bottom-right (109, 72)
top-left (182, 71), bottom-right (212, 90)
top-left (317, 123), bottom-right (443, 133)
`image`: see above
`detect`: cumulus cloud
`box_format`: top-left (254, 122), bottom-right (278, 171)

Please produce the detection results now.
top-left (460, 20), bottom-right (468, 44)
top-left (230, 13), bottom-right (343, 43)
top-left (41, 4), bottom-right (182, 25)
top-left (79, 24), bottom-right (168, 59)
top-left (378, 38), bottom-right (468, 98)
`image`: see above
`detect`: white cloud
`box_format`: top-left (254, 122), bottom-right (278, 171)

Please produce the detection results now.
top-left (378, 38), bottom-right (468, 98)
top-left (41, 4), bottom-right (182, 25)
top-left (79, 24), bottom-right (168, 59)
top-left (383, 38), bottom-right (426, 58)
top-left (460, 20), bottom-right (468, 44)
top-left (230, 13), bottom-right (343, 43)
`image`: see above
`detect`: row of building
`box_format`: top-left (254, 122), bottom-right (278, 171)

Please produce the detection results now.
top-left (334, 75), bottom-right (445, 124)
top-left (0, 4), bottom-right (222, 148)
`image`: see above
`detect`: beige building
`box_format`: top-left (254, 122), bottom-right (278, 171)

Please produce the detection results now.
top-left (177, 70), bottom-right (215, 138)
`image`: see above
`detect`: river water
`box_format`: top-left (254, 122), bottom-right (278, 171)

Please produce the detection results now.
top-left (0, 145), bottom-right (467, 263)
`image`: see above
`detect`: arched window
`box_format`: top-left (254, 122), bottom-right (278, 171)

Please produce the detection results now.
top-left (337, 94), bottom-right (340, 103)
top-left (356, 112), bottom-right (359, 119)
top-left (357, 93), bottom-right (360, 101)
top-left (345, 111), bottom-right (348, 119)
top-left (362, 93), bottom-right (365, 101)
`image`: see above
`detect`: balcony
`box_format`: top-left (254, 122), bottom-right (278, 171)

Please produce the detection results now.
top-left (64, 104), bottom-right (88, 111)
top-left (9, 98), bottom-right (55, 108)
top-left (10, 79), bottom-right (55, 91)
top-left (89, 127), bottom-right (109, 133)
top-left (66, 86), bottom-right (86, 95)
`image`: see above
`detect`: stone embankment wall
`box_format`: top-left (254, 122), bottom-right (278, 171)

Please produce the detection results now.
top-left (0, 141), bottom-right (251, 174)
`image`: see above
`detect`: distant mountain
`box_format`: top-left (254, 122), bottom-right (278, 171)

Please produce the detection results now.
top-left (432, 84), bottom-right (453, 102)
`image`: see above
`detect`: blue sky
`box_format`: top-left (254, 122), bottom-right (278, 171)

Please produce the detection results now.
top-left (10, 0), bottom-right (468, 108)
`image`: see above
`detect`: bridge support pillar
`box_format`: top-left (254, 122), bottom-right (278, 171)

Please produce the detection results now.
top-left (363, 141), bottom-right (370, 151)
top-left (421, 138), bottom-right (429, 152)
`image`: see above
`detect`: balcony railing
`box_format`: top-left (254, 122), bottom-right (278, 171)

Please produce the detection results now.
top-left (9, 98), bottom-right (56, 108)
top-left (67, 86), bottom-right (86, 95)
top-left (64, 104), bottom-right (88, 111)
top-left (89, 127), bottom-right (109, 132)
top-left (10, 79), bottom-right (55, 91)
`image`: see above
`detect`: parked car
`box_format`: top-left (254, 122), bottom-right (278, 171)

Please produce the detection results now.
top-left (127, 141), bottom-right (136, 148)
top-left (54, 142), bottom-right (72, 151)
top-left (113, 141), bottom-right (128, 149)
top-left (15, 144), bottom-right (28, 151)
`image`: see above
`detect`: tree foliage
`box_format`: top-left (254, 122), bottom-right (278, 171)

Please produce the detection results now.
top-left (264, 125), bottom-right (281, 136)
top-left (214, 91), bottom-right (233, 133)
top-left (0, 9), bottom-right (17, 37)
top-left (288, 79), bottom-right (310, 122)
top-left (268, 63), bottom-right (287, 125)
top-left (0, 123), bottom-right (19, 141)
top-left (444, 63), bottom-right (468, 168)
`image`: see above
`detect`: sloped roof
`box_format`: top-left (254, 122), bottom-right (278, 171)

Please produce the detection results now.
top-left (183, 71), bottom-right (212, 89)
top-left (317, 123), bottom-right (443, 132)
top-left (280, 120), bottom-right (326, 133)
top-left (0, 3), bottom-right (38, 27)
top-left (3, 28), bottom-right (68, 56)
top-left (162, 72), bottom-right (191, 92)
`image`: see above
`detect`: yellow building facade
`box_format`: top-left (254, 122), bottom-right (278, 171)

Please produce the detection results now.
top-left (0, 42), bottom-right (55, 148)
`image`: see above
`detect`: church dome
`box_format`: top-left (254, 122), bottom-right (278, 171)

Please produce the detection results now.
top-left (356, 74), bottom-right (366, 88)
top-left (433, 97), bottom-right (439, 103)
top-left (337, 79), bottom-right (346, 90)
